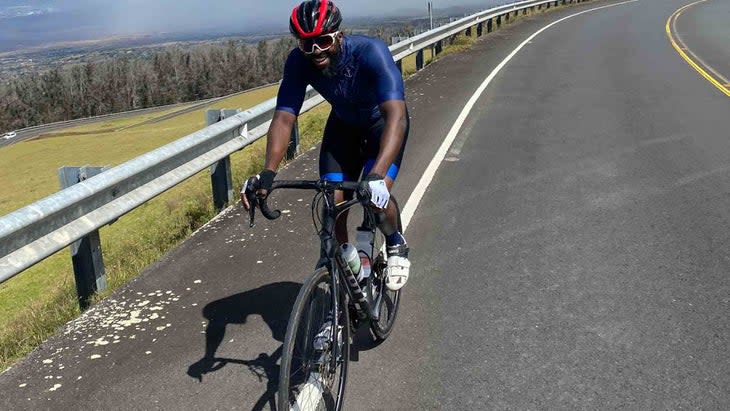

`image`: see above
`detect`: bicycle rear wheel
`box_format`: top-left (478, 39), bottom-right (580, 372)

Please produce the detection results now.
top-left (369, 246), bottom-right (401, 341)
top-left (369, 198), bottom-right (402, 341)
top-left (279, 267), bottom-right (350, 411)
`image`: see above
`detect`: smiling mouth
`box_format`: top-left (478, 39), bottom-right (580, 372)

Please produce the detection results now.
top-left (311, 54), bottom-right (329, 67)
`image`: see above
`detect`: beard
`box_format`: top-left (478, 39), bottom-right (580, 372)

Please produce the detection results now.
top-left (322, 53), bottom-right (340, 78)
top-left (321, 50), bottom-right (341, 78)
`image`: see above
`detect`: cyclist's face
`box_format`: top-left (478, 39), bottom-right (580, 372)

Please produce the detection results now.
top-left (303, 32), bottom-right (342, 71)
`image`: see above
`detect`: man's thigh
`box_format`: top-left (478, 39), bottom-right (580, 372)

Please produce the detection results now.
top-left (319, 113), bottom-right (366, 182)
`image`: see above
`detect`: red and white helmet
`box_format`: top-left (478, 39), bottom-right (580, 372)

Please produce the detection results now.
top-left (289, 0), bottom-right (343, 39)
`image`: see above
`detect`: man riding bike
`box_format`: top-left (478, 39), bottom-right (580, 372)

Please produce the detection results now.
top-left (241, 0), bottom-right (411, 290)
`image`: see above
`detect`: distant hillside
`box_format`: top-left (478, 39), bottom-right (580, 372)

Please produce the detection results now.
top-left (0, 0), bottom-right (517, 132)
top-left (361, 0), bottom-right (509, 19)
top-left (0, 1), bottom-right (513, 53)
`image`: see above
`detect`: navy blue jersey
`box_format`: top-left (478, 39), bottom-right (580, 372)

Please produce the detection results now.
top-left (275, 35), bottom-right (405, 126)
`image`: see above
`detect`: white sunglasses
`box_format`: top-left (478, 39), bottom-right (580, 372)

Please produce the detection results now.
top-left (299, 31), bottom-right (339, 54)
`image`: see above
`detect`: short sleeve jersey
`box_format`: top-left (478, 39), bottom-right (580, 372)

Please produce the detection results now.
top-left (275, 35), bottom-right (405, 126)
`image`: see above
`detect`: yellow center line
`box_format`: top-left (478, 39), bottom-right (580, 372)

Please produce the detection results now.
top-left (665, 0), bottom-right (730, 98)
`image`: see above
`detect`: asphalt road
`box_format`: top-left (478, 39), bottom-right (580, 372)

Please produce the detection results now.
top-left (673, 0), bottom-right (730, 86)
top-left (1, 0), bottom-right (728, 409)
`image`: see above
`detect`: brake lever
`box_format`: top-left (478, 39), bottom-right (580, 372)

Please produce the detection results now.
top-left (246, 191), bottom-right (257, 228)
top-left (356, 181), bottom-right (372, 204)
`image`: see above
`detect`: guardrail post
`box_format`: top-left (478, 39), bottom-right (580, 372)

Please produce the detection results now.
top-left (505, 12), bottom-right (510, 23)
top-left (287, 120), bottom-right (300, 160)
top-left (206, 109), bottom-right (240, 211)
top-left (477, 22), bottom-right (483, 37)
top-left (523, 7), bottom-right (528, 15)
top-left (435, 40), bottom-right (443, 55)
top-left (487, 18), bottom-right (493, 33)
top-left (416, 49), bottom-right (425, 70)
top-left (59, 166), bottom-right (108, 309)
top-left (496, 15), bottom-right (502, 28)
top-left (210, 156), bottom-right (233, 211)
top-left (465, 26), bottom-right (472, 36)
top-left (396, 59), bottom-right (403, 73)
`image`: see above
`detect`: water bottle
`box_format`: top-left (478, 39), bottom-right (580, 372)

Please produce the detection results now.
top-left (340, 243), bottom-right (361, 278)
top-left (355, 228), bottom-right (373, 282)
top-left (339, 243), bottom-right (368, 320)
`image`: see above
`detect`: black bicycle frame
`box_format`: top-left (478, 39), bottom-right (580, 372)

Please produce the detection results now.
top-left (248, 179), bottom-right (383, 371)
top-left (316, 186), bottom-right (375, 320)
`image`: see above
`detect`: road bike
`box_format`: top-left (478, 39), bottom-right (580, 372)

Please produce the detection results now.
top-left (246, 179), bottom-right (402, 411)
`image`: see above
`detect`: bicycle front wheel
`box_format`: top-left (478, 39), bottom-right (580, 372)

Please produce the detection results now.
top-left (279, 267), bottom-right (350, 411)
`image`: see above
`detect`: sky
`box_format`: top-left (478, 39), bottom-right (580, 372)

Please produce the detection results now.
top-left (0, 0), bottom-right (500, 51)
top-left (2, 0), bottom-right (480, 32)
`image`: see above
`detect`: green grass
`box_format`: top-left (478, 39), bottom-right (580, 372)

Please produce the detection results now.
top-left (0, 85), bottom-right (283, 369)
top-left (0, 86), bottom-right (331, 370)
top-left (0, 85), bottom-right (280, 217)
top-left (0, 5), bottom-right (555, 368)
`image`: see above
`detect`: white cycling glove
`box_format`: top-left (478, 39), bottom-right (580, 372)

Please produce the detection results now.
top-left (366, 177), bottom-right (389, 208)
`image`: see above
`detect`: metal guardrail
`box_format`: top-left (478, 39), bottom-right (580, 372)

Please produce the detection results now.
top-left (0, 0), bottom-right (584, 296)
top-left (390, 0), bottom-right (550, 61)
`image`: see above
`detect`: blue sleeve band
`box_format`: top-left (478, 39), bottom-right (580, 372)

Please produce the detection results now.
top-left (275, 106), bottom-right (298, 116)
top-left (378, 93), bottom-right (406, 104)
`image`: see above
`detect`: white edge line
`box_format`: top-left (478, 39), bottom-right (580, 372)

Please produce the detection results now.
top-left (400, 0), bottom-right (640, 231)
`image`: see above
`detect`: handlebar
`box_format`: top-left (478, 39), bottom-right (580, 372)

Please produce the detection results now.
top-left (246, 179), bottom-right (370, 227)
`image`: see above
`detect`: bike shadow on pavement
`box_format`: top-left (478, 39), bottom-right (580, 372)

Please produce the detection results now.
top-left (349, 319), bottom-right (389, 360)
top-left (186, 281), bottom-right (301, 411)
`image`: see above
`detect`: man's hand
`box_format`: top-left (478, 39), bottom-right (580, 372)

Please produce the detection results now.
top-left (241, 169), bottom-right (276, 210)
top-left (363, 173), bottom-right (389, 208)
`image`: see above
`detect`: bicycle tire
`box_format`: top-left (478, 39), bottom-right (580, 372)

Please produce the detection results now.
top-left (369, 245), bottom-right (401, 340)
top-left (279, 267), bottom-right (350, 411)
top-left (369, 197), bottom-right (403, 341)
